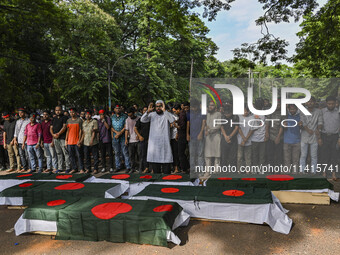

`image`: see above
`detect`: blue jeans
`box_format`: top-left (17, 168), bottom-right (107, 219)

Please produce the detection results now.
top-left (112, 138), bottom-right (131, 169)
top-left (67, 145), bottom-right (84, 171)
top-left (18, 143), bottom-right (30, 170)
top-left (190, 139), bottom-right (205, 171)
top-left (27, 144), bottom-right (43, 172)
top-left (43, 143), bottom-right (58, 170)
top-left (299, 142), bottom-right (318, 173)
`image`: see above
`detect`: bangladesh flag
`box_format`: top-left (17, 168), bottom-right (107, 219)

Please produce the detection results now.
top-left (41, 173), bottom-right (91, 182)
top-left (205, 175), bottom-right (334, 191)
top-left (99, 173), bottom-right (162, 183)
top-left (21, 197), bottom-right (187, 247)
top-left (0, 172), bottom-right (52, 180)
top-left (1, 181), bottom-right (127, 206)
top-left (134, 184), bottom-right (273, 204)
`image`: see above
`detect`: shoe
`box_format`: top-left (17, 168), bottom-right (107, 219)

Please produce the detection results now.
top-left (101, 168), bottom-right (106, 173)
top-left (0, 166), bottom-right (5, 171)
top-left (109, 168), bottom-right (114, 173)
top-left (128, 169), bottom-right (134, 174)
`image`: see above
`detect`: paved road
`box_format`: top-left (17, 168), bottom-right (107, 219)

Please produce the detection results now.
top-left (0, 179), bottom-right (339, 255)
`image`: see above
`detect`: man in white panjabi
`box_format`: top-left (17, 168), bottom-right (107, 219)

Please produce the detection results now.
top-left (140, 100), bottom-right (175, 174)
top-left (204, 101), bottom-right (222, 175)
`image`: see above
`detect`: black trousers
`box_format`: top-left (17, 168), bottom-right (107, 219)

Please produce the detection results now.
top-left (221, 138), bottom-right (238, 167)
top-left (128, 142), bottom-right (139, 170)
top-left (100, 142), bottom-right (114, 169)
top-left (266, 140), bottom-right (283, 166)
top-left (0, 145), bottom-right (8, 167)
top-left (178, 137), bottom-right (189, 172)
top-left (252, 141), bottom-right (266, 166)
top-left (139, 140), bottom-right (148, 171)
top-left (320, 133), bottom-right (339, 170)
top-left (84, 144), bottom-right (99, 171)
top-left (170, 139), bottom-right (179, 168)
top-left (149, 163), bottom-right (171, 174)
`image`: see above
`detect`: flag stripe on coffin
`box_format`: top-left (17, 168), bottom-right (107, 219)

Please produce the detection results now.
top-left (0, 181), bottom-right (128, 206)
top-left (204, 175), bottom-right (339, 201)
top-left (85, 173), bottom-right (199, 198)
top-left (131, 184), bottom-right (292, 234)
top-left (15, 198), bottom-right (190, 247)
top-left (0, 173), bottom-right (52, 192)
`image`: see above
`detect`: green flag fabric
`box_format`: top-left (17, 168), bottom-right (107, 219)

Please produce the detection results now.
top-left (21, 198), bottom-right (185, 247)
top-left (1, 181), bottom-right (126, 205)
top-left (205, 175), bottom-right (334, 191)
top-left (133, 184), bottom-right (273, 204)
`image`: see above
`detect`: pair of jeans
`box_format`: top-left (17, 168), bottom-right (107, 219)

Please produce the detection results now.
top-left (170, 139), bottom-right (179, 168)
top-left (128, 142), bottom-right (139, 170)
top-left (139, 140), bottom-right (148, 171)
top-left (149, 163), bottom-right (171, 174)
top-left (84, 144), bottom-right (99, 171)
top-left (18, 143), bottom-right (29, 170)
top-left (112, 138), bottom-right (131, 169)
top-left (27, 144), bottom-right (43, 172)
top-left (283, 143), bottom-right (300, 171)
top-left (43, 143), bottom-right (58, 170)
top-left (100, 142), bottom-right (114, 169)
top-left (237, 145), bottom-right (252, 170)
top-left (190, 139), bottom-right (205, 171)
top-left (68, 145), bottom-right (84, 171)
top-left (300, 142), bottom-right (318, 173)
top-left (252, 142), bottom-right (266, 166)
top-left (53, 139), bottom-right (71, 171)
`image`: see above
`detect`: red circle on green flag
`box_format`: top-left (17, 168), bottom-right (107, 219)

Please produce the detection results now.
top-left (19, 183), bottom-right (33, 188)
top-left (223, 190), bottom-right (245, 197)
top-left (140, 175), bottom-right (152, 179)
top-left (111, 174), bottom-right (130, 180)
top-left (266, 175), bottom-right (294, 181)
top-left (241, 178), bottom-right (256, 181)
top-left (54, 183), bottom-right (85, 190)
top-left (91, 202), bottom-right (132, 219)
top-left (153, 204), bottom-right (173, 212)
top-left (218, 177), bottom-right (232, 180)
top-left (47, 199), bottom-right (66, 206)
top-left (161, 187), bottom-right (179, 193)
top-left (17, 174), bottom-right (33, 178)
top-left (162, 175), bottom-right (182, 180)
top-left (56, 175), bottom-right (73, 180)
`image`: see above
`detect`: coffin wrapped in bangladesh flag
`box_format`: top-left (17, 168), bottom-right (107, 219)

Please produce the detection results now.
top-left (0, 181), bottom-right (128, 206)
top-left (0, 173), bottom-right (91, 193)
top-left (86, 173), bottom-right (199, 198)
top-left (14, 197), bottom-right (190, 247)
top-left (131, 184), bottom-right (292, 234)
top-left (204, 174), bottom-right (339, 201)
top-left (0, 173), bottom-right (52, 192)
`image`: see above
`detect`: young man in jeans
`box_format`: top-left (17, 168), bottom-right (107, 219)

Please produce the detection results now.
top-left (14, 108), bottom-right (30, 172)
top-left (98, 109), bottom-right (114, 173)
top-left (125, 107), bottom-right (140, 173)
top-left (299, 97), bottom-right (323, 174)
top-left (41, 110), bottom-right (58, 173)
top-left (50, 106), bottom-right (70, 173)
top-left (111, 104), bottom-right (130, 172)
top-left (283, 104), bottom-right (301, 172)
top-left (65, 108), bottom-right (83, 173)
top-left (80, 111), bottom-right (99, 173)
top-left (23, 113), bottom-right (43, 173)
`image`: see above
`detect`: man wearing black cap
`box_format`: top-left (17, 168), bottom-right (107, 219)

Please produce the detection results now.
top-left (50, 105), bottom-right (71, 173)
top-left (3, 113), bottom-right (20, 172)
top-left (13, 108), bottom-right (30, 172)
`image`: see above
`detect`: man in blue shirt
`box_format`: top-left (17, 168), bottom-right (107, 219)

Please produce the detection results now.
top-left (111, 104), bottom-right (131, 172)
